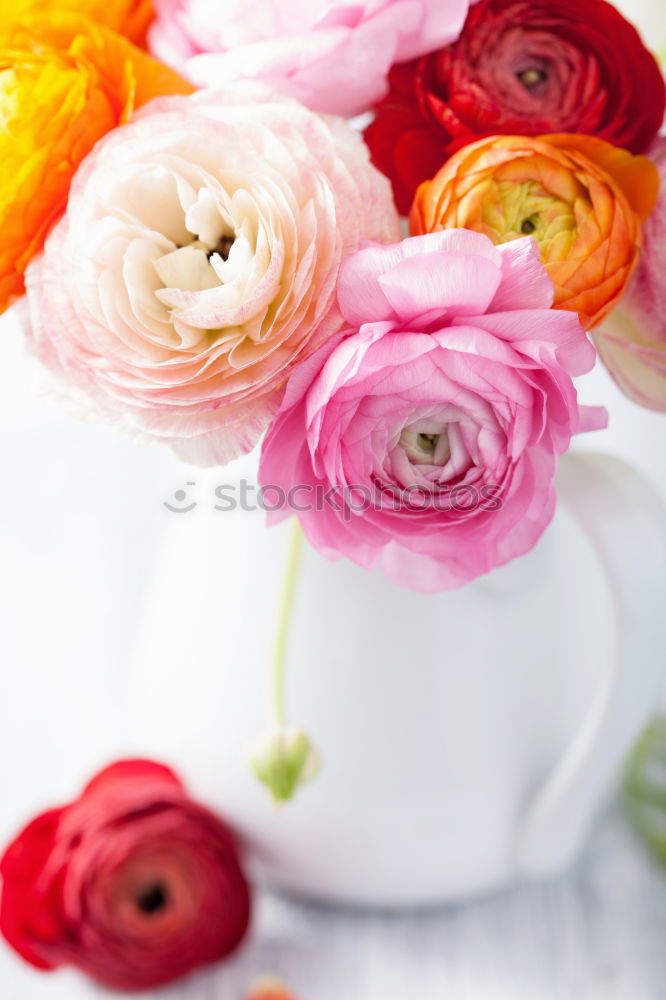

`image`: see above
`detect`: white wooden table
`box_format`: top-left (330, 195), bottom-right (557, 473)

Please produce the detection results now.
top-left (1, 805), bottom-right (665, 1000)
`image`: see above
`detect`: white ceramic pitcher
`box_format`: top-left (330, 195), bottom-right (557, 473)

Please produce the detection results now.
top-left (128, 451), bottom-right (666, 908)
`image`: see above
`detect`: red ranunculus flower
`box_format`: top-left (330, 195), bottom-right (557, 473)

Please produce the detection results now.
top-left (0, 760), bottom-right (251, 991)
top-left (365, 0), bottom-right (666, 213)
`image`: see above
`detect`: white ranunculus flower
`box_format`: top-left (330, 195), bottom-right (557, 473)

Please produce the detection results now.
top-left (25, 86), bottom-right (400, 465)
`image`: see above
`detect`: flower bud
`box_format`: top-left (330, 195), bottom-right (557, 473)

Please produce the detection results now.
top-left (250, 729), bottom-right (320, 805)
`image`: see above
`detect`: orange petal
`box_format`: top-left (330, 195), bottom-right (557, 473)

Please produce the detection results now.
top-left (0, 12), bottom-right (193, 313)
top-left (0, 0), bottom-right (154, 48)
top-left (246, 977), bottom-right (300, 1000)
top-left (541, 133), bottom-right (659, 222)
top-left (409, 133), bottom-right (644, 334)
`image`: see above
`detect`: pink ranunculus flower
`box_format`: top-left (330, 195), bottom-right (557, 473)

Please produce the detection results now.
top-left (594, 137), bottom-right (666, 412)
top-left (148, 0), bottom-right (472, 118)
top-left (24, 86), bottom-right (400, 466)
top-left (259, 231), bottom-right (607, 592)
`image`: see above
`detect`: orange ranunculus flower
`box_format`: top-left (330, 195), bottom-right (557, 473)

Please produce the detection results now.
top-left (0, 13), bottom-right (193, 313)
top-left (0, 0), bottom-right (154, 47)
top-left (410, 134), bottom-right (659, 330)
top-left (246, 979), bottom-right (299, 1000)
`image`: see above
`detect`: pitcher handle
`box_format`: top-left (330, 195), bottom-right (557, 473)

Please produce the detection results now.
top-left (516, 451), bottom-right (666, 876)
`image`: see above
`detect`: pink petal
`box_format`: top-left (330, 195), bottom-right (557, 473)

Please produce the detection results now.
top-left (492, 238), bottom-right (555, 312)
top-left (577, 405), bottom-right (609, 432)
top-left (338, 230), bottom-right (502, 326)
top-left (379, 252), bottom-right (502, 322)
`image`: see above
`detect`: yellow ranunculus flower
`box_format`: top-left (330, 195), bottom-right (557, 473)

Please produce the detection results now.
top-left (0, 0), bottom-right (153, 47)
top-left (0, 13), bottom-right (193, 313)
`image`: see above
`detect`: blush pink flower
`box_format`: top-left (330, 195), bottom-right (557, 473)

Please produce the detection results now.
top-left (259, 231), bottom-right (607, 592)
top-left (594, 138), bottom-right (666, 411)
top-left (24, 86), bottom-right (400, 465)
top-left (148, 0), bottom-right (472, 117)
top-left (0, 761), bottom-right (251, 991)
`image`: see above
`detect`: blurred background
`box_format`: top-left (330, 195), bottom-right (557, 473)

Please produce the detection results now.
top-left (2, 0), bottom-right (666, 996)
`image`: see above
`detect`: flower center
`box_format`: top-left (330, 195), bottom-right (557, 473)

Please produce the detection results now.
top-left (136, 883), bottom-right (169, 915)
top-left (209, 235), bottom-right (235, 262)
top-left (520, 218), bottom-right (537, 235)
top-left (152, 187), bottom-right (238, 296)
top-left (517, 67), bottom-right (548, 92)
top-left (189, 235), bottom-right (235, 262)
top-left (418, 433), bottom-right (438, 455)
top-left (400, 428), bottom-right (451, 466)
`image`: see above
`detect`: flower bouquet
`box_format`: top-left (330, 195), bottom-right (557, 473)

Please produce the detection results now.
top-left (1, 0), bottom-right (666, 973)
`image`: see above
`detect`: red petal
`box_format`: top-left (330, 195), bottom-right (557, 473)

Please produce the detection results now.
top-left (0, 808), bottom-right (67, 970)
top-left (81, 759), bottom-right (184, 798)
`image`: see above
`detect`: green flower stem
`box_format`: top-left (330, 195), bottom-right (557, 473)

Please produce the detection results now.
top-left (272, 519), bottom-right (304, 727)
top-left (251, 521), bottom-right (320, 804)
